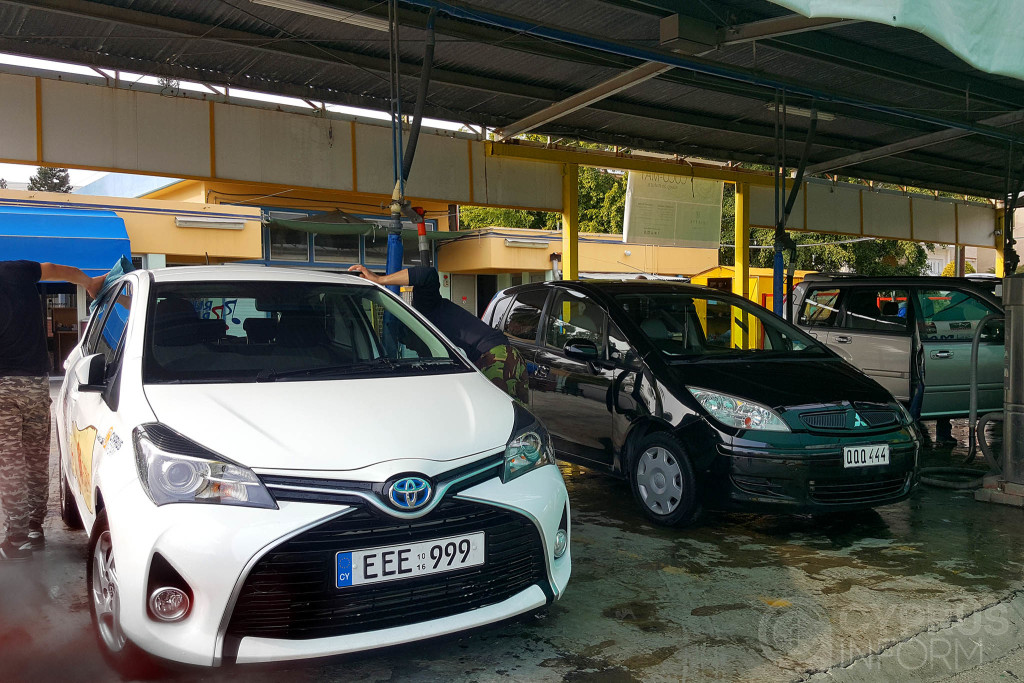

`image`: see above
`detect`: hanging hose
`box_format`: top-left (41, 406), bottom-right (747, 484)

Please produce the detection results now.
top-left (401, 6), bottom-right (437, 183)
top-left (777, 106), bottom-right (817, 321)
top-left (920, 313), bottom-right (1004, 488)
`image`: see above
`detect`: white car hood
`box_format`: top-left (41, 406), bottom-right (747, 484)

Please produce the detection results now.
top-left (143, 372), bottom-right (514, 471)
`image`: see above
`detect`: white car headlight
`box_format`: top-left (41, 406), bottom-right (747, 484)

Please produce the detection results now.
top-left (688, 388), bottom-right (790, 432)
top-left (133, 425), bottom-right (277, 509)
top-left (502, 405), bottom-right (556, 483)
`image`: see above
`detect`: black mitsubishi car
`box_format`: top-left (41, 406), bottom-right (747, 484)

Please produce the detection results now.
top-left (483, 280), bottom-right (920, 526)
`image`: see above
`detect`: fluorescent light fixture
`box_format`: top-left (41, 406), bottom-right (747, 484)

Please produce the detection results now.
top-left (250, 0), bottom-right (390, 31)
top-left (504, 238), bottom-right (550, 249)
top-left (763, 103), bottom-right (835, 121)
top-left (175, 217), bottom-right (247, 230)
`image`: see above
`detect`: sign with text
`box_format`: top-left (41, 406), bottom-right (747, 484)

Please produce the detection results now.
top-left (622, 172), bottom-right (724, 248)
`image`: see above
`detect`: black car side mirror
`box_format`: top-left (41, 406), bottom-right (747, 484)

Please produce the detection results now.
top-left (75, 353), bottom-right (107, 393)
top-left (564, 339), bottom-right (600, 362)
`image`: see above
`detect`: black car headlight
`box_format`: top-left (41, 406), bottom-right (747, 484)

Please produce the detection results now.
top-left (502, 403), bottom-right (556, 483)
top-left (134, 424), bottom-right (277, 509)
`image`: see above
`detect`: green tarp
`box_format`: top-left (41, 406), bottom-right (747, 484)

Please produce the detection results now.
top-left (271, 218), bottom-right (476, 242)
top-left (771, 1), bottom-right (1024, 81)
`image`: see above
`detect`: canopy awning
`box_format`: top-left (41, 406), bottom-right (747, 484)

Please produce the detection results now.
top-left (0, 206), bottom-right (131, 278)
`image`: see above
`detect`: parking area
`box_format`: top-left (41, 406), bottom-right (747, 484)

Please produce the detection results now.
top-left (2, 393), bottom-right (1022, 683)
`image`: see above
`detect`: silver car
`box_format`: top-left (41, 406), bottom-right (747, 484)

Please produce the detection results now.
top-left (792, 275), bottom-right (1004, 419)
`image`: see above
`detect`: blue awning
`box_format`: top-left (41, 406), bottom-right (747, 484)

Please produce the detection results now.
top-left (0, 206), bottom-right (131, 278)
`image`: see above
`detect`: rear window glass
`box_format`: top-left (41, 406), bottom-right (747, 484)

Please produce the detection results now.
top-left (503, 290), bottom-right (548, 343)
top-left (842, 289), bottom-right (909, 333)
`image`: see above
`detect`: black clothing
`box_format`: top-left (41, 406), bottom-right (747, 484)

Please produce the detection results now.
top-left (0, 261), bottom-right (48, 377)
top-left (407, 266), bottom-right (508, 362)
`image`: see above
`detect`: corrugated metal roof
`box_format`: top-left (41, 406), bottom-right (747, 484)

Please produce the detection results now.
top-left (0, 0), bottom-right (1021, 197)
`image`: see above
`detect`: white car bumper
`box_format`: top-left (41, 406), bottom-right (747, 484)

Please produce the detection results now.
top-left (104, 464), bottom-right (570, 667)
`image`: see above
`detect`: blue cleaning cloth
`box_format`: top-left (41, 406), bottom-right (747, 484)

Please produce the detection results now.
top-left (89, 255), bottom-right (136, 312)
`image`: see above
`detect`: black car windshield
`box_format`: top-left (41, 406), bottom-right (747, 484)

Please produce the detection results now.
top-left (143, 280), bottom-right (467, 383)
top-left (613, 291), bottom-right (830, 361)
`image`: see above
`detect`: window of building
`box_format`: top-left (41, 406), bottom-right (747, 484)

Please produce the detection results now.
top-left (269, 225), bottom-right (310, 261)
top-left (313, 233), bottom-right (360, 263)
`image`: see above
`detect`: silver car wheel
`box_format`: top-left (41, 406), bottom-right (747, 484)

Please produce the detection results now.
top-left (635, 446), bottom-right (684, 515)
top-left (92, 530), bottom-right (127, 653)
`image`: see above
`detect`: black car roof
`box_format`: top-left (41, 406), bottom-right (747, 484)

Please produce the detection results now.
top-left (501, 279), bottom-right (733, 299)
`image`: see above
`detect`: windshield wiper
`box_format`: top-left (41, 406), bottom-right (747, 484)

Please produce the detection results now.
top-left (256, 360), bottom-right (394, 382)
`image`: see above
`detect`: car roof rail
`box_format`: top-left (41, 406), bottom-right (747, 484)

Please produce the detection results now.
top-left (800, 272), bottom-right (864, 282)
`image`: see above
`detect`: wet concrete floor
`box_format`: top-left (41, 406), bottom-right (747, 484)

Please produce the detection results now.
top-left (2, 412), bottom-right (1023, 682)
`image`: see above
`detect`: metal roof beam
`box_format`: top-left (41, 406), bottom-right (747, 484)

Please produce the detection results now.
top-left (806, 110), bottom-right (1024, 175)
top-left (660, 13), bottom-right (856, 52)
top-left (765, 32), bottom-right (1024, 112)
top-left (496, 62), bottom-right (672, 140)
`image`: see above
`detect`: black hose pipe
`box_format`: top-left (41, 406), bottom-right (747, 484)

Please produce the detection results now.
top-left (401, 7), bottom-right (437, 183)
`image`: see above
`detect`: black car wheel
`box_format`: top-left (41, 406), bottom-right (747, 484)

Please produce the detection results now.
top-left (88, 510), bottom-right (160, 679)
top-left (629, 432), bottom-right (699, 526)
top-left (59, 457), bottom-right (83, 530)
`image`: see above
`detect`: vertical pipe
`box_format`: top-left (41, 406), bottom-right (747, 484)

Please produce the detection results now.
top-left (732, 183), bottom-right (750, 349)
top-left (561, 163), bottom-right (579, 280)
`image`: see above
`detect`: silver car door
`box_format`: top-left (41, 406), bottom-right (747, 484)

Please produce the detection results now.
top-left (831, 288), bottom-right (913, 401)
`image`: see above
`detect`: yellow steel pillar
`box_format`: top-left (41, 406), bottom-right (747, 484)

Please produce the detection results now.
top-left (561, 163), bottom-right (579, 280)
top-left (995, 207), bottom-right (1006, 277)
top-left (732, 183), bottom-right (750, 348)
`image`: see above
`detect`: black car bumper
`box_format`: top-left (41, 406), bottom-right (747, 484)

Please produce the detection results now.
top-left (700, 430), bottom-right (920, 513)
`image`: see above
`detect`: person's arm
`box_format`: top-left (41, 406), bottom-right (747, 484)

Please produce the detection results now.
top-left (39, 262), bottom-right (106, 298)
top-left (347, 264), bottom-right (410, 287)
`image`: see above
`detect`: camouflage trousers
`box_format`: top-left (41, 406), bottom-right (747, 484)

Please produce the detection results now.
top-left (475, 344), bottom-right (529, 404)
top-left (0, 376), bottom-right (51, 538)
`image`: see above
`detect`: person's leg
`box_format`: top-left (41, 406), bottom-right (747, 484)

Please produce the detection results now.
top-left (935, 417), bottom-right (955, 443)
top-left (22, 377), bottom-right (51, 547)
top-left (0, 377), bottom-right (33, 560)
top-left (474, 344), bottom-right (528, 403)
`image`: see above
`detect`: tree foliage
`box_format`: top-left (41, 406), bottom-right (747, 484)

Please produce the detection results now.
top-left (459, 165), bottom-right (626, 233)
top-left (941, 260), bottom-right (975, 276)
top-left (27, 167), bottom-right (72, 193)
top-left (718, 184), bottom-right (930, 276)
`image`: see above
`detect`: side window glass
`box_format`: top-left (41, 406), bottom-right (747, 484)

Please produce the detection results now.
top-left (842, 289), bottom-right (909, 333)
top-left (545, 290), bottom-right (606, 355)
top-left (503, 290), bottom-right (547, 343)
top-left (799, 288), bottom-right (841, 328)
top-left (84, 291), bottom-right (117, 353)
top-left (486, 295), bottom-right (514, 328)
top-left (917, 289), bottom-right (997, 341)
top-left (95, 283), bottom-right (132, 365)
top-left (607, 321), bottom-right (637, 364)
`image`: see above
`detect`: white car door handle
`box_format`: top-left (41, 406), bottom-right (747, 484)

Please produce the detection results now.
top-left (834, 335), bottom-right (853, 344)
top-left (931, 350), bottom-right (954, 359)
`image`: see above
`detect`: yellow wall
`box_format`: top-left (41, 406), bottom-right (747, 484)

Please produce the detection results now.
top-left (691, 266), bottom-right (814, 307)
top-left (437, 227), bottom-right (718, 276)
top-left (0, 188), bottom-right (262, 261)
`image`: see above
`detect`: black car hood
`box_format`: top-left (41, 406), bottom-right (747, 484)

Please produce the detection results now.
top-left (663, 357), bottom-right (891, 410)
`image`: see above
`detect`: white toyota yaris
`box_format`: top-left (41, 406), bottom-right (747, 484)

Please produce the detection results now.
top-left (56, 266), bottom-right (570, 675)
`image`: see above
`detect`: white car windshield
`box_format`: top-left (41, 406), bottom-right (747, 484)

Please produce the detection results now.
top-left (613, 292), bottom-right (830, 361)
top-left (143, 280), bottom-right (466, 383)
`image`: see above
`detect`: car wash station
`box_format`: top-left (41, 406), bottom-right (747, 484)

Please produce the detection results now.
top-left (3, 0), bottom-right (1024, 680)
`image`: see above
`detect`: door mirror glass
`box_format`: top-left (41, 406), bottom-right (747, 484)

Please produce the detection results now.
top-left (75, 353), bottom-right (107, 391)
top-left (564, 338), bottom-right (599, 361)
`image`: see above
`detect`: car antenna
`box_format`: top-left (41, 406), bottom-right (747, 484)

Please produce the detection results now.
top-left (616, 259), bottom-right (662, 280)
